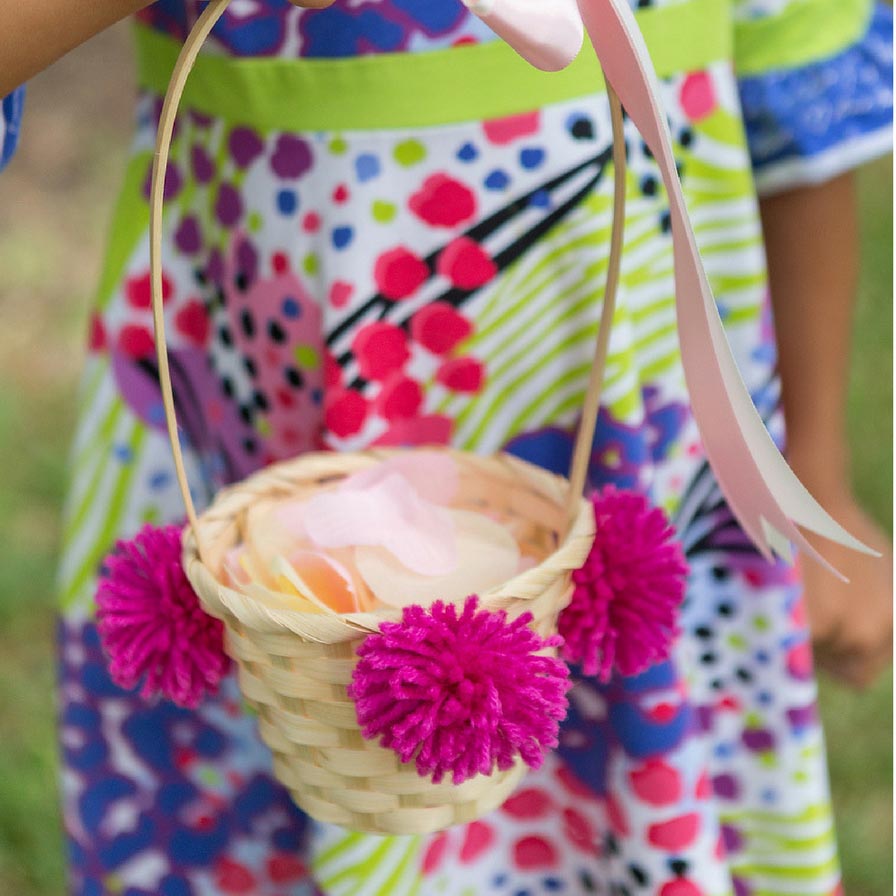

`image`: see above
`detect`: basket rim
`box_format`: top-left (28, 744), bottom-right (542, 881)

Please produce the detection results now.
top-left (183, 447), bottom-right (596, 639)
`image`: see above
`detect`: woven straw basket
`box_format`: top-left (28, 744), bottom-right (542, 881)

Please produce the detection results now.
top-left (183, 450), bottom-right (595, 834)
top-left (149, 0), bottom-right (628, 835)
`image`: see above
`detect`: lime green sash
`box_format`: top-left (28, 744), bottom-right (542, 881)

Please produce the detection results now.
top-left (134, 0), bottom-right (732, 132)
top-left (134, 0), bottom-right (873, 131)
top-left (734, 0), bottom-right (873, 77)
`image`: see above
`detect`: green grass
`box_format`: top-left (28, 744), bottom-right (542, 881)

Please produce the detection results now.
top-left (0, 392), bottom-right (72, 893)
top-left (0, 154), bottom-right (891, 894)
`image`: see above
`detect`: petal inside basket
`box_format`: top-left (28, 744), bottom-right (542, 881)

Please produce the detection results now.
top-left (304, 473), bottom-right (458, 576)
top-left (270, 552), bottom-right (364, 614)
top-left (341, 451), bottom-right (460, 505)
top-left (355, 509), bottom-right (520, 608)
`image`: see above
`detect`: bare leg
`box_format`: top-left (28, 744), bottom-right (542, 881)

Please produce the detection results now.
top-left (760, 172), bottom-right (892, 688)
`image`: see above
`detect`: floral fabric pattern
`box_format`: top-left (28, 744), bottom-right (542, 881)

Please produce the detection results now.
top-left (0, 86), bottom-right (24, 171)
top-left (136, 0), bottom-right (494, 57)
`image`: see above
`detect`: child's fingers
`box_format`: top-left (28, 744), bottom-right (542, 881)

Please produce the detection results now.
top-left (809, 615), bottom-right (891, 690)
top-left (800, 499), bottom-right (892, 690)
top-left (815, 641), bottom-right (891, 691)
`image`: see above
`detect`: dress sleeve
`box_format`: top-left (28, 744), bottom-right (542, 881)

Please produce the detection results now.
top-left (1, 87), bottom-right (25, 172)
top-left (734, 0), bottom-right (893, 196)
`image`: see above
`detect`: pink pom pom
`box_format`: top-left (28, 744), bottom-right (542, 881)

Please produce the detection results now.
top-left (560, 487), bottom-right (688, 681)
top-left (95, 524), bottom-right (230, 708)
top-left (349, 596), bottom-right (570, 784)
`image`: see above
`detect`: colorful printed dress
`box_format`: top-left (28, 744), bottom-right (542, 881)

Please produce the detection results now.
top-left (54, 1), bottom-right (892, 894)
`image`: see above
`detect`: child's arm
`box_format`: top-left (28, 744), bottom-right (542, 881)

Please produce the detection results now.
top-left (761, 174), bottom-right (893, 688)
top-left (761, 174), bottom-right (857, 496)
top-left (0, 0), bottom-right (153, 97)
top-left (0, 0), bottom-right (336, 98)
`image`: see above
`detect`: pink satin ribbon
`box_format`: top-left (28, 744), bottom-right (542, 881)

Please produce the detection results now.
top-left (462, 0), bottom-right (583, 71)
top-left (471, 0), bottom-right (874, 574)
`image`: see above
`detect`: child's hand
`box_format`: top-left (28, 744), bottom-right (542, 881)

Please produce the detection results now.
top-left (802, 495), bottom-right (893, 689)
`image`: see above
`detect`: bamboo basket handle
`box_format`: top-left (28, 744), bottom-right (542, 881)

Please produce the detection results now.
top-left (566, 83), bottom-right (626, 520)
top-left (150, 0), bottom-right (231, 563)
top-left (149, 0), bottom-right (627, 558)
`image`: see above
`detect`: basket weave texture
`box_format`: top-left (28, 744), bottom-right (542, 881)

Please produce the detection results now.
top-left (183, 449), bottom-right (594, 835)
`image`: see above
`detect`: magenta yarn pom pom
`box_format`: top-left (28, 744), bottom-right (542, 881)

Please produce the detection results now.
top-left (349, 596), bottom-right (571, 784)
top-left (95, 523), bottom-right (230, 708)
top-left (559, 487), bottom-right (688, 681)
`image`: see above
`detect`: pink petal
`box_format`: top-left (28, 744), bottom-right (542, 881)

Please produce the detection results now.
top-left (304, 474), bottom-right (457, 576)
top-left (342, 452), bottom-right (459, 505)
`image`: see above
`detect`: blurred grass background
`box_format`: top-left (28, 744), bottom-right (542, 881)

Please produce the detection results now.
top-left (0, 24), bottom-right (891, 896)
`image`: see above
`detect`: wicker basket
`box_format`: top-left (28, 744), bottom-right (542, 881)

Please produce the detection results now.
top-left (148, 0), bottom-right (627, 835)
top-left (183, 449), bottom-right (594, 833)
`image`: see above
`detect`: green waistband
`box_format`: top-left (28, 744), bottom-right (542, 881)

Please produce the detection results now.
top-left (134, 0), bottom-right (732, 133)
top-left (734, 0), bottom-right (873, 77)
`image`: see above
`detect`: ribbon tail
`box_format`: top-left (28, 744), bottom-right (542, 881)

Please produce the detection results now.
top-left (669, 211), bottom-right (878, 580)
top-left (577, 0), bottom-right (877, 576)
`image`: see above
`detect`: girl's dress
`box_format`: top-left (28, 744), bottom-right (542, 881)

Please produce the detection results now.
top-left (52, 1), bottom-right (892, 894)
top-left (1, 87), bottom-right (25, 171)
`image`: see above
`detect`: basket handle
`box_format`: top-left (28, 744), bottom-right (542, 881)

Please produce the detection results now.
top-left (150, 0), bottom-right (231, 562)
top-left (566, 84), bottom-right (626, 519)
top-left (148, 0), bottom-right (628, 557)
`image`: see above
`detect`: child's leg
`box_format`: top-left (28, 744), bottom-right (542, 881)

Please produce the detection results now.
top-left (760, 173), bottom-right (893, 687)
